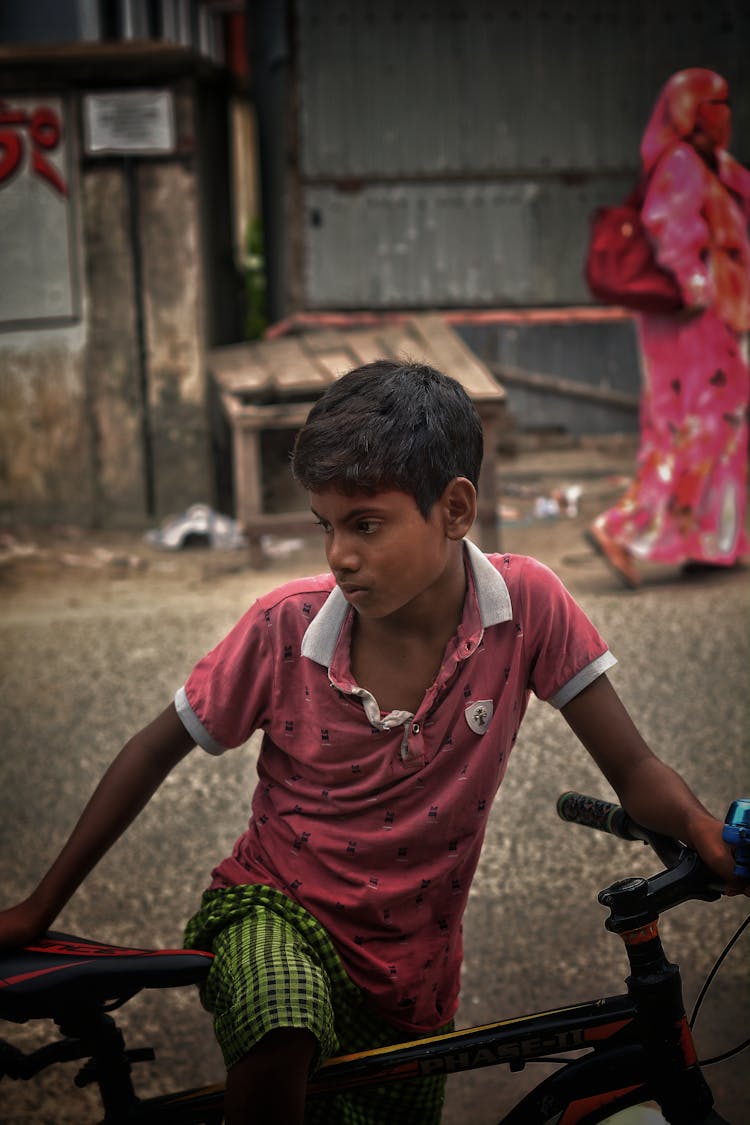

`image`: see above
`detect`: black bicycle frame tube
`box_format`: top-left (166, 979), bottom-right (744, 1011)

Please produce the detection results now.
top-left (305, 995), bottom-right (638, 1096)
top-left (128, 979), bottom-right (714, 1125)
top-left (127, 995), bottom-right (639, 1120)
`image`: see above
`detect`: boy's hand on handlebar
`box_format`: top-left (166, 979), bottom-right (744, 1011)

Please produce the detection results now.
top-left (690, 816), bottom-right (750, 896)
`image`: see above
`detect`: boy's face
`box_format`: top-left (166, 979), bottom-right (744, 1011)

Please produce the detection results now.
top-left (309, 487), bottom-right (463, 621)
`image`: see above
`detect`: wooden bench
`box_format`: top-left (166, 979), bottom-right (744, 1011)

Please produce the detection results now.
top-left (208, 314), bottom-right (508, 565)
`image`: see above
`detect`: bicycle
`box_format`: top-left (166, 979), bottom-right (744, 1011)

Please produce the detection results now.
top-left (1, 792), bottom-right (748, 1124)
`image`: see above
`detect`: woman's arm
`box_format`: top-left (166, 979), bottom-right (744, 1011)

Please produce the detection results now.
top-left (561, 675), bottom-right (746, 893)
top-left (0, 703), bottom-right (196, 948)
top-left (641, 143), bottom-right (712, 308)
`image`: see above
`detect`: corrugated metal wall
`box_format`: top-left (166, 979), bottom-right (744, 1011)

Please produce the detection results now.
top-left (456, 319), bottom-right (642, 435)
top-left (296, 0), bottom-right (749, 309)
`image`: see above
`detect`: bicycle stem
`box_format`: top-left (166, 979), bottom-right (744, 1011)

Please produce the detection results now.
top-left (598, 848), bottom-right (722, 935)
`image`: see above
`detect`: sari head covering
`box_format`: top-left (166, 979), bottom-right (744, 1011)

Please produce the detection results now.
top-left (640, 68), bottom-right (729, 172)
top-left (639, 68), bottom-right (750, 331)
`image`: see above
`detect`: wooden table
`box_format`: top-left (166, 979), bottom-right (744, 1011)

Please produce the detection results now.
top-left (208, 314), bottom-right (508, 565)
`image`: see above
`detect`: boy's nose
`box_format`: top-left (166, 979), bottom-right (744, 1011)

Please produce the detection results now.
top-left (327, 531), bottom-right (359, 573)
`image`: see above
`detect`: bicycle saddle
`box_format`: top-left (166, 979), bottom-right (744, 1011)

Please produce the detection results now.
top-left (0, 931), bottom-right (213, 1023)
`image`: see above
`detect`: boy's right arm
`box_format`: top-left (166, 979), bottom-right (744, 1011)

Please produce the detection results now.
top-left (0, 703), bottom-right (195, 949)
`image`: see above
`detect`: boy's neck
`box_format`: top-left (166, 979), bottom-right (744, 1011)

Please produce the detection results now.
top-left (349, 549), bottom-right (467, 714)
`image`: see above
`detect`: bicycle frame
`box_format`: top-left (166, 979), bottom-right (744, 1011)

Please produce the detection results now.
top-left (305, 921), bottom-right (713, 1125)
top-left (148, 1005), bottom-right (643, 1124)
top-left (7, 919), bottom-right (710, 1125)
top-left (0, 799), bottom-right (737, 1125)
top-left (71, 994), bottom-right (675, 1125)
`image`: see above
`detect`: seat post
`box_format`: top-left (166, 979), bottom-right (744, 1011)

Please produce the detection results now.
top-left (57, 1007), bottom-right (141, 1123)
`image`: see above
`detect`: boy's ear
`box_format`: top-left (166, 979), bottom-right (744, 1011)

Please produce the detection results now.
top-left (441, 477), bottom-right (477, 540)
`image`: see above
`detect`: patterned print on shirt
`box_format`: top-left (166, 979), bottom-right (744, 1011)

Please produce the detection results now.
top-left (291, 831), bottom-right (311, 854)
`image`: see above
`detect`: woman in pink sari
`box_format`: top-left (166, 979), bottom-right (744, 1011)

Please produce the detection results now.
top-left (587, 68), bottom-right (750, 588)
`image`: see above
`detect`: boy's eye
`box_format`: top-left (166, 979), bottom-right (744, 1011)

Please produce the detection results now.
top-left (313, 517), bottom-right (380, 535)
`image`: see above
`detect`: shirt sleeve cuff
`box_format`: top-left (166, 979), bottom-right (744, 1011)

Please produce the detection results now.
top-left (174, 685), bottom-right (227, 755)
top-left (548, 651), bottom-right (618, 710)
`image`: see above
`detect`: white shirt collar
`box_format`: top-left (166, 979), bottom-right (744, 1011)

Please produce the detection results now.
top-left (301, 539), bottom-right (512, 669)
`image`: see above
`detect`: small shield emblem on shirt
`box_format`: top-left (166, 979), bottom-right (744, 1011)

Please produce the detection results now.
top-left (465, 700), bottom-right (493, 735)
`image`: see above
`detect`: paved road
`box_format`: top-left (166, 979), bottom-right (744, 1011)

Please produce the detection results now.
top-left (1, 456), bottom-right (748, 1122)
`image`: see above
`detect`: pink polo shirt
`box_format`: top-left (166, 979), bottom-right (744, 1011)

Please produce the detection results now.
top-left (175, 543), bottom-right (615, 1031)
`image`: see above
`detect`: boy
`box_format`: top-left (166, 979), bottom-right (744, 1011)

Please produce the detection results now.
top-left (0, 361), bottom-right (743, 1125)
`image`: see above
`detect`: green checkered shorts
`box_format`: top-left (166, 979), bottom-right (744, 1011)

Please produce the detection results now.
top-left (183, 884), bottom-right (450, 1124)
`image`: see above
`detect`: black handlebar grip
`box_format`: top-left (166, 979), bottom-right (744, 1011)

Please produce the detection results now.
top-left (557, 791), bottom-right (686, 869)
top-left (557, 791), bottom-right (639, 840)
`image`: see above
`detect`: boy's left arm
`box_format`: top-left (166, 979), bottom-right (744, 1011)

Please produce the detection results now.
top-left (561, 675), bottom-right (747, 895)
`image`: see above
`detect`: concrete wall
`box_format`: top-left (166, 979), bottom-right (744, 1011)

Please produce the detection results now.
top-left (139, 159), bottom-right (211, 518)
top-left (81, 165), bottom-right (147, 525)
top-left (0, 324), bottom-right (93, 522)
top-left (0, 76), bottom-right (224, 528)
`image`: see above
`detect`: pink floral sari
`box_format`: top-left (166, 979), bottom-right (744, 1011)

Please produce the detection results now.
top-left (597, 69), bottom-right (750, 566)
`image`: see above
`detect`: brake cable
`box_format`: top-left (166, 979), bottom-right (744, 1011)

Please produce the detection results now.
top-left (690, 912), bottom-right (750, 1066)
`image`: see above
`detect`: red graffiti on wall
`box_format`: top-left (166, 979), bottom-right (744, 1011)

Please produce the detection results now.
top-left (0, 102), bottom-right (68, 196)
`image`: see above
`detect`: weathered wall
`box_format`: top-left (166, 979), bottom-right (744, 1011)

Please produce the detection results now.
top-left (140, 159), bottom-right (213, 516)
top-left (0, 71), bottom-right (230, 528)
top-left (81, 166), bottom-right (147, 525)
top-left (457, 317), bottom-right (642, 436)
top-left (0, 326), bottom-right (93, 522)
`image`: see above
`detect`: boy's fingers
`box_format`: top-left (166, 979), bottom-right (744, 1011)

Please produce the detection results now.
top-left (721, 874), bottom-right (750, 897)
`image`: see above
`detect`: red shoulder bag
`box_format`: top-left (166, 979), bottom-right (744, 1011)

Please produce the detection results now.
top-left (584, 183), bottom-right (684, 314)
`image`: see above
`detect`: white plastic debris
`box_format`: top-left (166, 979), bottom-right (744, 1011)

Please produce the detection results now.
top-left (533, 496), bottom-right (560, 520)
top-left (145, 504), bottom-right (247, 551)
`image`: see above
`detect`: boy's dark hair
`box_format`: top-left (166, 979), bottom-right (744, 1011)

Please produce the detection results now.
top-left (291, 360), bottom-right (483, 516)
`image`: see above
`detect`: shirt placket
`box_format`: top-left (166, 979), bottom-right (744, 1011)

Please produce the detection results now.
top-left (325, 593), bottom-right (485, 772)
top-left (349, 685), bottom-right (422, 767)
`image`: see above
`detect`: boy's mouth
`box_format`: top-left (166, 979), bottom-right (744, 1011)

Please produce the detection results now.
top-left (339, 581), bottom-right (369, 599)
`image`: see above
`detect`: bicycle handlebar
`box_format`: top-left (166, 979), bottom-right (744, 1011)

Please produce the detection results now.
top-left (556, 791), bottom-right (683, 869)
top-left (558, 791), bottom-right (750, 882)
top-left (556, 791), bottom-right (749, 930)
